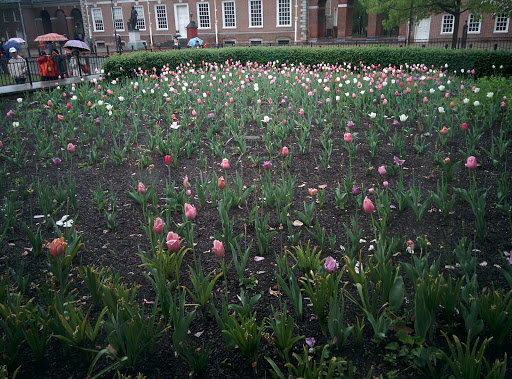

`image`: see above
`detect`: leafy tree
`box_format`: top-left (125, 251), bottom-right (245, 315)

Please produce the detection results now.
top-left (360, 0), bottom-right (504, 49)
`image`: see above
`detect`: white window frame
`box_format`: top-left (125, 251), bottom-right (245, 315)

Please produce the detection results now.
top-left (467, 14), bottom-right (481, 34)
top-left (134, 5), bottom-right (146, 31)
top-left (13, 9), bottom-right (20, 22)
top-left (249, 0), bottom-right (263, 28)
top-left (277, 0), bottom-right (292, 27)
top-left (155, 4), bottom-right (168, 30)
top-left (222, 1), bottom-right (236, 29)
top-left (494, 13), bottom-right (509, 33)
top-left (441, 14), bottom-right (454, 34)
top-left (92, 8), bottom-right (104, 32)
top-left (3, 11), bottom-right (10, 22)
top-left (112, 7), bottom-right (125, 31)
top-left (197, 2), bottom-right (211, 29)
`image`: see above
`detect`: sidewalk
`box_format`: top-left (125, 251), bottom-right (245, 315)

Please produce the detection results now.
top-left (0, 74), bottom-right (102, 97)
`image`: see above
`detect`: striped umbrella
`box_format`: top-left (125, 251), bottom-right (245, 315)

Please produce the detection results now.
top-left (34, 33), bottom-right (68, 42)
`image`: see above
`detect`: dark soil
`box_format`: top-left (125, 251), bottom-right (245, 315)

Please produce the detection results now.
top-left (0, 70), bottom-right (511, 379)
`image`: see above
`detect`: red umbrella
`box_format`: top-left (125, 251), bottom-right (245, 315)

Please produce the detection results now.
top-left (34, 33), bottom-right (68, 42)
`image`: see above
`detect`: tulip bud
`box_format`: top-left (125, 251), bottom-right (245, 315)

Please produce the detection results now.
top-left (138, 182), bottom-right (146, 194)
top-left (153, 217), bottom-right (164, 234)
top-left (212, 240), bottom-right (225, 258)
top-left (363, 197), bottom-right (375, 213)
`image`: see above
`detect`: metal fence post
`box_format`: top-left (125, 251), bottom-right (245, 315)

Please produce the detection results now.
top-left (26, 57), bottom-right (33, 85)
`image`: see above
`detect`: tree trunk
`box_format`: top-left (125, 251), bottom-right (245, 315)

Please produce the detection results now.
top-left (451, 0), bottom-right (461, 49)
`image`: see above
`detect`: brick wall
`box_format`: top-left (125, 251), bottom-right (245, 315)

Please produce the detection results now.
top-left (429, 12), bottom-right (512, 40)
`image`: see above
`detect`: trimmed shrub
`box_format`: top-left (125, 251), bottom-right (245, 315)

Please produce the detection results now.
top-left (103, 47), bottom-right (512, 78)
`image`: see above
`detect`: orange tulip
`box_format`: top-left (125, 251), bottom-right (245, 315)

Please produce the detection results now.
top-left (47, 237), bottom-right (67, 257)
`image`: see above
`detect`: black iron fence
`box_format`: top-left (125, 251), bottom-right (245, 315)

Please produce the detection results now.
top-left (0, 54), bottom-right (107, 87)
top-left (2, 36), bottom-right (511, 88)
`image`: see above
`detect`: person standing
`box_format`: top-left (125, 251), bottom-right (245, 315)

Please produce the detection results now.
top-left (7, 47), bottom-right (28, 84)
top-left (51, 49), bottom-right (68, 78)
top-left (37, 51), bottom-right (59, 81)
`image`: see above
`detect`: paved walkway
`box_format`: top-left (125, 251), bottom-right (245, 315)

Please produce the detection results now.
top-left (0, 74), bottom-right (102, 97)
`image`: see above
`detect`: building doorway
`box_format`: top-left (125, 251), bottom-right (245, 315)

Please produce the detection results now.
top-left (174, 4), bottom-right (189, 36)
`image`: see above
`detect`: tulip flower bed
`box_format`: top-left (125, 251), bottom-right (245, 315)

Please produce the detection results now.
top-left (1, 59), bottom-right (512, 378)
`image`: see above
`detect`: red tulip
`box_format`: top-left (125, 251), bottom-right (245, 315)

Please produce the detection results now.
top-left (461, 122), bottom-right (468, 130)
top-left (165, 155), bottom-right (172, 165)
top-left (212, 240), bottom-right (225, 258)
top-left (218, 176), bottom-right (226, 190)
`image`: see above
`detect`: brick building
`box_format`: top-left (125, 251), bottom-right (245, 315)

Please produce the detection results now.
top-left (0, 0), bottom-right (510, 52)
top-left (408, 12), bottom-right (512, 42)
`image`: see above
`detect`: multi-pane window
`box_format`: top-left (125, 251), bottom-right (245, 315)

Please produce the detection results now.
top-left (467, 14), bottom-right (481, 33)
top-left (13, 9), bottom-right (20, 22)
top-left (197, 3), bottom-right (210, 28)
top-left (441, 14), bottom-right (454, 34)
top-left (134, 5), bottom-right (146, 30)
top-left (155, 5), bottom-right (168, 30)
top-left (249, 0), bottom-right (262, 27)
top-left (92, 8), bottom-right (104, 32)
top-left (112, 7), bottom-right (124, 31)
top-left (277, 0), bottom-right (291, 26)
top-left (494, 13), bottom-right (509, 33)
top-left (222, 1), bottom-right (236, 28)
top-left (3, 11), bottom-right (10, 22)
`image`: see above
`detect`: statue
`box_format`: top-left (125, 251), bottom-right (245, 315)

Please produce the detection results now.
top-left (128, 6), bottom-right (138, 30)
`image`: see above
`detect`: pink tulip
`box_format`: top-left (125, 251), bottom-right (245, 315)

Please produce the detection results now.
top-left (66, 103), bottom-right (72, 110)
top-left (186, 189), bottom-right (192, 196)
top-left (138, 182), bottom-right (146, 194)
top-left (166, 232), bottom-right (180, 252)
top-left (47, 100), bottom-right (53, 107)
top-left (344, 133), bottom-right (352, 143)
top-left (6, 110), bottom-right (14, 117)
top-left (67, 143), bottom-right (76, 154)
top-left (191, 110), bottom-right (197, 117)
top-left (378, 166), bottom-right (387, 175)
top-left (184, 203), bottom-right (197, 220)
top-left (461, 122), bottom-right (468, 130)
top-left (183, 175), bottom-right (189, 187)
top-left (87, 101), bottom-right (93, 107)
top-left (383, 181), bottom-right (389, 187)
top-left (218, 176), bottom-right (226, 190)
top-left (57, 114), bottom-right (64, 121)
top-left (212, 240), bottom-right (225, 258)
top-left (465, 156), bottom-right (477, 170)
top-left (153, 217), bottom-right (164, 234)
top-left (363, 197), bottom-right (375, 213)
top-left (221, 158), bottom-right (230, 170)
top-left (281, 146), bottom-right (289, 157)
top-left (324, 256), bottom-right (338, 273)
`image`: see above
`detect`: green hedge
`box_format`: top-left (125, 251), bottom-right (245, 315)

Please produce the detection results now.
top-left (103, 46), bottom-right (512, 78)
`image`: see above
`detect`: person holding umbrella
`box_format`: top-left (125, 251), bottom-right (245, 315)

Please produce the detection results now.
top-left (7, 47), bottom-right (28, 84)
